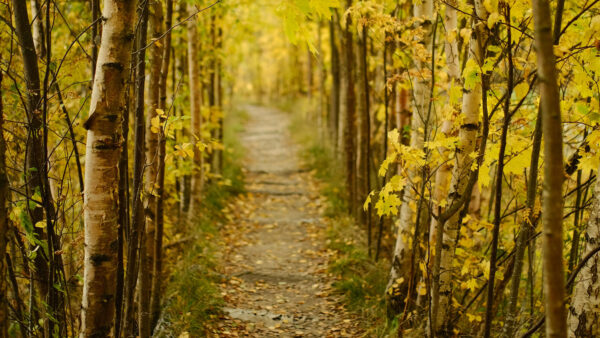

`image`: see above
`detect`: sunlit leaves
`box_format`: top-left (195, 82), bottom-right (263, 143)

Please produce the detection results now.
top-left (174, 143), bottom-right (195, 158)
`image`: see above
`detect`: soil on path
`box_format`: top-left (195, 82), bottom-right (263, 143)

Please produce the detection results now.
top-left (213, 106), bottom-right (362, 337)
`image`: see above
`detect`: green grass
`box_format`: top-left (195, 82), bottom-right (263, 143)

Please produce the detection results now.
top-left (287, 99), bottom-right (399, 337)
top-left (154, 108), bottom-right (246, 337)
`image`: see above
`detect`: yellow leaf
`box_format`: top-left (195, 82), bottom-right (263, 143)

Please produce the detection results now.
top-left (363, 191), bottom-right (373, 211)
top-left (151, 116), bottom-right (161, 134)
top-left (487, 12), bottom-right (501, 29)
top-left (514, 82), bottom-right (529, 101)
top-left (35, 220), bottom-right (47, 228)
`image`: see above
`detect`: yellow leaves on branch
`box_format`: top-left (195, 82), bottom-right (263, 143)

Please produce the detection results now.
top-left (151, 108), bottom-right (167, 134)
top-left (174, 143), bottom-right (195, 158)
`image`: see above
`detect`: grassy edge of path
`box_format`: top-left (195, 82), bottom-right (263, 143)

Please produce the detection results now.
top-left (154, 107), bottom-right (247, 337)
top-left (285, 99), bottom-right (400, 337)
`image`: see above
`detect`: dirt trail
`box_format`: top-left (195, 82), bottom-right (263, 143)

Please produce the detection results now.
top-left (214, 106), bottom-right (361, 337)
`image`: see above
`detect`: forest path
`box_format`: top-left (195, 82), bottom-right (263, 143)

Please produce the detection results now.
top-left (213, 106), bottom-right (361, 337)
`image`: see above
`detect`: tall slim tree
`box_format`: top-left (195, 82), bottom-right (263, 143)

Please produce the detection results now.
top-left (11, 0), bottom-right (55, 311)
top-left (140, 0), bottom-right (164, 335)
top-left (569, 165), bottom-right (600, 336)
top-left (432, 1), bottom-right (489, 333)
top-left (532, 0), bottom-right (567, 336)
top-left (187, 6), bottom-right (204, 217)
top-left (0, 56), bottom-right (9, 338)
top-left (343, 0), bottom-right (357, 214)
top-left (151, 0), bottom-right (174, 327)
top-left (80, 0), bottom-right (137, 335)
top-left (329, 17), bottom-right (341, 150)
top-left (124, 0), bottom-right (150, 334)
top-left (386, 0), bottom-right (434, 309)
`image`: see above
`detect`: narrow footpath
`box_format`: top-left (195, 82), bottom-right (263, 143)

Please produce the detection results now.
top-left (214, 106), bottom-right (362, 337)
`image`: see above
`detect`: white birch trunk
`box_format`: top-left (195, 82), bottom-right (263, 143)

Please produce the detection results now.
top-left (81, 0), bottom-right (136, 335)
top-left (569, 167), bottom-right (600, 337)
top-left (386, 0), bottom-right (434, 299)
top-left (434, 1), bottom-right (488, 332)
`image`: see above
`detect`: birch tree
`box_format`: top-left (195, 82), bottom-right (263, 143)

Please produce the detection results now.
top-left (80, 0), bottom-right (136, 335)
top-left (432, 1), bottom-right (489, 333)
top-left (386, 0), bottom-right (434, 308)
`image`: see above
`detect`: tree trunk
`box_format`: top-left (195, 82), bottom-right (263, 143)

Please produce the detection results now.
top-left (432, 1), bottom-right (488, 333)
top-left (123, 0), bottom-right (150, 335)
top-left (0, 56), bottom-right (9, 338)
top-left (569, 165), bottom-right (600, 337)
top-left (504, 109), bottom-right (542, 337)
top-left (91, 0), bottom-right (100, 79)
top-left (12, 0), bottom-right (55, 317)
top-left (343, 0), bottom-right (356, 214)
top-left (139, 1), bottom-right (164, 335)
top-left (30, 0), bottom-right (45, 58)
top-left (533, 0), bottom-right (567, 336)
top-left (80, 0), bottom-right (137, 335)
top-left (329, 17), bottom-right (341, 151)
top-left (356, 24), bottom-right (368, 225)
top-left (428, 0), bottom-right (458, 321)
top-left (187, 5), bottom-right (204, 218)
top-left (150, 0), bottom-right (173, 328)
top-left (386, 0), bottom-right (434, 310)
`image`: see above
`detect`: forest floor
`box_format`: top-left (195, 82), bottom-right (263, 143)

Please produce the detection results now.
top-left (212, 105), bottom-right (362, 337)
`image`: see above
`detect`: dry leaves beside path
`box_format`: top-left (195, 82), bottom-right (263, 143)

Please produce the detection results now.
top-left (212, 106), bottom-right (362, 337)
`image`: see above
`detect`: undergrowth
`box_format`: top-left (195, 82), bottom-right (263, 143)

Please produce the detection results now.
top-left (154, 108), bottom-right (247, 337)
top-left (287, 99), bottom-right (399, 337)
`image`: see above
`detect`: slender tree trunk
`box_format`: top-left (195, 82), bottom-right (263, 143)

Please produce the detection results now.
top-left (533, 0), bottom-right (567, 336)
top-left (361, 25), bottom-right (371, 255)
top-left (150, 0), bottom-right (173, 329)
top-left (139, 1), bottom-right (164, 335)
top-left (91, 0), bottom-right (100, 79)
top-left (432, 1), bottom-right (488, 333)
top-left (12, 0), bottom-right (55, 316)
top-left (30, 0), bottom-right (45, 58)
top-left (356, 23), bottom-right (368, 225)
top-left (80, 0), bottom-right (136, 335)
top-left (569, 165), bottom-right (600, 337)
top-left (316, 21), bottom-right (326, 142)
top-left (504, 109), bottom-right (542, 337)
top-left (0, 57), bottom-right (9, 338)
top-left (483, 8), bottom-right (513, 335)
top-left (329, 17), bottom-right (340, 151)
top-left (123, 0), bottom-right (150, 335)
top-left (386, 0), bottom-right (434, 309)
top-left (428, 0), bottom-right (458, 322)
top-left (187, 5), bottom-right (203, 218)
top-left (343, 0), bottom-right (356, 214)
top-left (215, 24), bottom-right (224, 174)
top-left (337, 13), bottom-right (347, 157)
